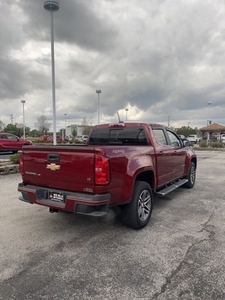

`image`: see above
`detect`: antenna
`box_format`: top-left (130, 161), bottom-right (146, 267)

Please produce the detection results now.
top-left (117, 112), bottom-right (124, 123)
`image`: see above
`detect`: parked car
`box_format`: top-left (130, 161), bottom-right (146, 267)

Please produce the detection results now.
top-left (220, 134), bottom-right (225, 143)
top-left (47, 136), bottom-right (63, 143)
top-left (75, 135), bottom-right (88, 142)
top-left (39, 135), bottom-right (50, 141)
top-left (82, 135), bottom-right (88, 142)
top-left (75, 135), bottom-right (83, 142)
top-left (187, 135), bottom-right (201, 143)
top-left (0, 133), bottom-right (32, 153)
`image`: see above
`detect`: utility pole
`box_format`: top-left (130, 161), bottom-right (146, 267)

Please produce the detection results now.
top-left (10, 114), bottom-right (14, 124)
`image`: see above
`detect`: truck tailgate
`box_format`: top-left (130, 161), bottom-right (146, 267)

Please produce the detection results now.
top-left (20, 146), bottom-right (96, 193)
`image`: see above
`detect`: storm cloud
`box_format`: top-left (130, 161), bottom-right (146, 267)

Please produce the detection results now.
top-left (0, 0), bottom-right (225, 129)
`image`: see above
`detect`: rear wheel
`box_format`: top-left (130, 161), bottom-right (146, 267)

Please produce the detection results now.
top-left (184, 161), bottom-right (196, 188)
top-left (121, 181), bottom-right (153, 229)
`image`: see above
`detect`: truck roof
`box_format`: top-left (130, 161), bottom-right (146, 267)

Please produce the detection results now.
top-left (94, 122), bottom-right (166, 128)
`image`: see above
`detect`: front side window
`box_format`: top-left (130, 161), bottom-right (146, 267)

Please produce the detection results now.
top-left (7, 134), bottom-right (18, 141)
top-left (167, 130), bottom-right (181, 147)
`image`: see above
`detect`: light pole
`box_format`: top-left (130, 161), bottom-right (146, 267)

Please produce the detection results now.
top-left (64, 113), bottom-right (67, 138)
top-left (125, 108), bottom-right (128, 121)
top-left (34, 122), bottom-right (37, 137)
top-left (21, 100), bottom-right (26, 138)
top-left (96, 90), bottom-right (101, 125)
top-left (44, 0), bottom-right (59, 145)
top-left (168, 115), bottom-right (170, 127)
top-left (64, 113), bottom-right (67, 128)
top-left (10, 114), bottom-right (14, 124)
top-left (208, 101), bottom-right (211, 125)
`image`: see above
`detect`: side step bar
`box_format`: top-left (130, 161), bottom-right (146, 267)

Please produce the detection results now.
top-left (156, 179), bottom-right (188, 196)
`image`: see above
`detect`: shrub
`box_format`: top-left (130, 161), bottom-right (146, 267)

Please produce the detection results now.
top-left (74, 139), bottom-right (85, 144)
top-left (29, 138), bottom-right (40, 143)
top-left (10, 153), bottom-right (20, 164)
top-left (199, 141), bottom-right (208, 148)
top-left (210, 142), bottom-right (224, 148)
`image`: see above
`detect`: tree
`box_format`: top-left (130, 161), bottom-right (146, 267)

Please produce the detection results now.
top-left (3, 123), bottom-right (30, 137)
top-left (4, 124), bottom-right (21, 136)
top-left (72, 129), bottom-right (77, 137)
top-left (30, 129), bottom-right (40, 137)
top-left (0, 120), bottom-right (4, 131)
top-left (176, 126), bottom-right (197, 137)
top-left (36, 115), bottom-right (51, 135)
top-left (82, 126), bottom-right (92, 135)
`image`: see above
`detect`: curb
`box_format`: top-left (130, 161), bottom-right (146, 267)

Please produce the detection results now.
top-left (0, 164), bottom-right (20, 175)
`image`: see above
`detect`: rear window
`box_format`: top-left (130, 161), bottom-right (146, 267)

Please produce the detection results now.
top-left (89, 127), bottom-right (148, 145)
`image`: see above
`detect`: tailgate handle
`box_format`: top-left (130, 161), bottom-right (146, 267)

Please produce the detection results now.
top-left (47, 153), bottom-right (60, 162)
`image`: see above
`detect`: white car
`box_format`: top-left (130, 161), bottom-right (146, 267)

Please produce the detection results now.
top-left (187, 135), bottom-right (201, 143)
top-left (76, 135), bottom-right (83, 142)
top-left (82, 135), bottom-right (88, 142)
top-left (76, 135), bottom-right (88, 142)
top-left (220, 134), bottom-right (225, 143)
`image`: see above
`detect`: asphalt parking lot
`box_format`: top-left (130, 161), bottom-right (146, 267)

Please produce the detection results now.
top-left (0, 150), bottom-right (225, 300)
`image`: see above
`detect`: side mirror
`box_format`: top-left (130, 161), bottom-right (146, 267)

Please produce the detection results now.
top-left (182, 139), bottom-right (190, 147)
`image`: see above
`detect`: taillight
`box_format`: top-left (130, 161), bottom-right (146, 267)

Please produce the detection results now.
top-left (19, 152), bottom-right (24, 175)
top-left (95, 154), bottom-right (110, 185)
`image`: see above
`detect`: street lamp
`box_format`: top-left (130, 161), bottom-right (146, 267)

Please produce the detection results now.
top-left (64, 113), bottom-right (67, 128)
top-left (44, 0), bottom-right (59, 145)
top-left (10, 114), bottom-right (14, 124)
top-left (96, 90), bottom-right (101, 125)
top-left (207, 101), bottom-right (211, 125)
top-left (64, 113), bottom-right (67, 138)
top-left (21, 100), bottom-right (26, 138)
top-left (125, 108), bottom-right (128, 121)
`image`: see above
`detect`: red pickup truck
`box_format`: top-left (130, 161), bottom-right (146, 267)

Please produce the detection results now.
top-left (18, 122), bottom-right (197, 229)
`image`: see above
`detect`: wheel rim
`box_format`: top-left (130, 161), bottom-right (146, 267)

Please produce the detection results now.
top-left (137, 189), bottom-right (151, 221)
top-left (190, 163), bottom-right (196, 184)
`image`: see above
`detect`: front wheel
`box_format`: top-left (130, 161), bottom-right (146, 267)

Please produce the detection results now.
top-left (121, 181), bottom-right (153, 229)
top-left (184, 161), bottom-right (196, 188)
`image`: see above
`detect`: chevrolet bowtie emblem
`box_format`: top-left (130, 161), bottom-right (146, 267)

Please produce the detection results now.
top-left (46, 163), bottom-right (60, 171)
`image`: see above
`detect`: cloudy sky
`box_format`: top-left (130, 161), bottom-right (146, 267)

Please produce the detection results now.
top-left (1, 0), bottom-right (225, 131)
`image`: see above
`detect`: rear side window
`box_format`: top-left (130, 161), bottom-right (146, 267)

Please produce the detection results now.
top-left (89, 127), bottom-right (148, 145)
top-left (0, 134), bottom-right (8, 139)
top-left (152, 129), bottom-right (167, 145)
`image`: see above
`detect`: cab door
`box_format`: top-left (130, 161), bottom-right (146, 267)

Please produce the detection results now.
top-left (152, 128), bottom-right (175, 187)
top-left (166, 130), bottom-right (186, 179)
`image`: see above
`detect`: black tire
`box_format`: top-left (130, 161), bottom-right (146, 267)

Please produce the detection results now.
top-left (184, 161), bottom-right (196, 189)
top-left (121, 181), bottom-right (153, 229)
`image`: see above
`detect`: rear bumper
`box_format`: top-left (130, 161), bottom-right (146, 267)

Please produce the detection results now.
top-left (18, 183), bottom-right (111, 216)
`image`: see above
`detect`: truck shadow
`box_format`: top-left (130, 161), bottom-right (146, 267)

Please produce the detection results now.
top-left (41, 187), bottom-right (189, 232)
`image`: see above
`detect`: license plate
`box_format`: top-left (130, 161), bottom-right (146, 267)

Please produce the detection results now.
top-left (48, 191), bottom-right (64, 203)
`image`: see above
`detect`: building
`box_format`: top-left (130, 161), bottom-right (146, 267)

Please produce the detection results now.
top-left (65, 124), bottom-right (92, 138)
